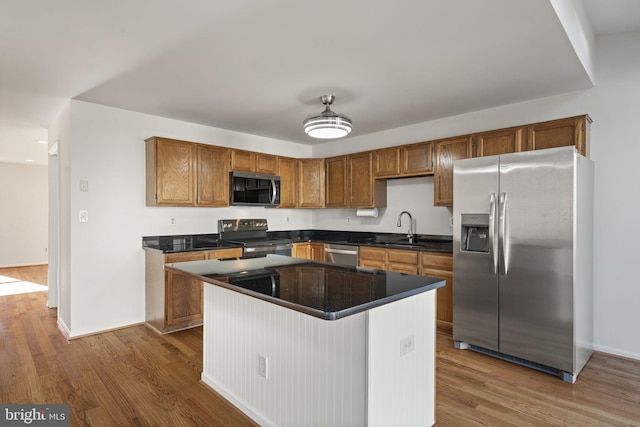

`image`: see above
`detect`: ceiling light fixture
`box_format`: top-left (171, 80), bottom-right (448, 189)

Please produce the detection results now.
top-left (303, 95), bottom-right (352, 139)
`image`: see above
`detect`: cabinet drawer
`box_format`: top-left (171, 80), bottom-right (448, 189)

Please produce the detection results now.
top-left (209, 248), bottom-right (242, 259)
top-left (165, 251), bottom-right (209, 263)
top-left (388, 262), bottom-right (418, 275)
top-left (420, 252), bottom-right (453, 271)
top-left (360, 259), bottom-right (386, 270)
top-left (387, 249), bottom-right (418, 264)
top-left (359, 247), bottom-right (387, 262)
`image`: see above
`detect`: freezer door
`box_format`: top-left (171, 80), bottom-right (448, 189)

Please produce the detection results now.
top-left (497, 147), bottom-right (575, 372)
top-left (453, 155), bottom-right (499, 351)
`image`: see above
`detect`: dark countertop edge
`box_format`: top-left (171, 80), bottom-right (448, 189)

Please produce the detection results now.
top-left (143, 230), bottom-right (453, 254)
top-left (164, 263), bottom-right (445, 321)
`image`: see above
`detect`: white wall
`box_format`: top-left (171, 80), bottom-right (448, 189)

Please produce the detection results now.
top-left (54, 31), bottom-right (640, 360)
top-left (54, 101), bottom-right (313, 337)
top-left (313, 31), bottom-right (640, 360)
top-left (0, 162), bottom-right (48, 267)
top-left (313, 176), bottom-right (453, 236)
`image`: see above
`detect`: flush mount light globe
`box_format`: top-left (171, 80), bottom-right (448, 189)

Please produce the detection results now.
top-left (303, 95), bottom-right (353, 139)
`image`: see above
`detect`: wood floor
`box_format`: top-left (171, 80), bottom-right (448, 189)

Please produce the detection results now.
top-left (2, 265), bottom-right (639, 426)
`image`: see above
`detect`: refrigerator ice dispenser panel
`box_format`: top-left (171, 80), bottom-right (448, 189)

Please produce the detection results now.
top-left (461, 214), bottom-right (489, 253)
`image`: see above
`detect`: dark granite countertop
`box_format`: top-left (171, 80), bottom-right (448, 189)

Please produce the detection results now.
top-left (165, 254), bottom-right (445, 320)
top-left (142, 234), bottom-right (242, 253)
top-left (143, 230), bottom-right (453, 254)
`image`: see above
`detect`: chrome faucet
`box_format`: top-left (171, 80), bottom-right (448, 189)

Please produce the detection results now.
top-left (397, 211), bottom-right (415, 244)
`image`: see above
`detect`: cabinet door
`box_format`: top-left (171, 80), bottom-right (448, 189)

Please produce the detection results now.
top-left (292, 242), bottom-right (310, 259)
top-left (348, 151), bottom-right (383, 208)
top-left (146, 137), bottom-right (196, 206)
top-left (373, 147), bottom-right (401, 178)
top-left (256, 153), bottom-right (279, 175)
top-left (310, 243), bottom-right (325, 261)
top-left (197, 144), bottom-right (230, 207)
top-left (278, 157), bottom-right (298, 208)
top-left (475, 127), bottom-right (523, 157)
top-left (359, 247), bottom-right (387, 270)
top-left (387, 249), bottom-right (418, 274)
top-left (402, 141), bottom-right (434, 175)
top-left (527, 115), bottom-right (590, 157)
top-left (164, 251), bottom-right (208, 329)
top-left (434, 136), bottom-right (473, 206)
top-left (230, 149), bottom-right (256, 172)
top-left (420, 252), bottom-right (454, 324)
top-left (325, 156), bottom-right (348, 208)
top-left (165, 270), bottom-right (204, 328)
top-left (298, 159), bottom-right (325, 208)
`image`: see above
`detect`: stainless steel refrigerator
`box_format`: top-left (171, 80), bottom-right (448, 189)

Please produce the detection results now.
top-left (452, 146), bottom-right (594, 383)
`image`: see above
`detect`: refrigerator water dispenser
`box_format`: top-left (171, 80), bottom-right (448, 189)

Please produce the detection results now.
top-left (461, 214), bottom-right (489, 253)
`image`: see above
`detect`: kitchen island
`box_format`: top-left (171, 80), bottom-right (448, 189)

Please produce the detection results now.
top-left (166, 255), bottom-right (444, 427)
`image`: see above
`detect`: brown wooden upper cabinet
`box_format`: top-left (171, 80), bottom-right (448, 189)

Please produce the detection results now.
top-left (474, 127), bottom-right (524, 157)
top-left (325, 155), bottom-right (348, 208)
top-left (326, 152), bottom-right (386, 208)
top-left (527, 115), bottom-right (591, 157)
top-left (297, 158), bottom-right (325, 208)
top-left (277, 156), bottom-right (298, 208)
top-left (373, 141), bottom-right (433, 178)
top-left (373, 147), bottom-right (401, 178)
top-left (196, 144), bottom-right (230, 207)
top-left (348, 151), bottom-right (386, 208)
top-left (433, 136), bottom-right (473, 206)
top-left (146, 137), bottom-right (197, 206)
top-left (231, 149), bottom-right (279, 175)
top-left (146, 137), bottom-right (230, 207)
top-left (402, 141), bottom-right (434, 175)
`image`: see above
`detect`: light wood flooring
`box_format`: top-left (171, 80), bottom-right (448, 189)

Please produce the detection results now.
top-left (1, 265), bottom-right (639, 426)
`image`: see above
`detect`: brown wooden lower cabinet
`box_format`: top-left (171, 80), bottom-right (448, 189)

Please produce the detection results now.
top-left (359, 246), bottom-right (418, 274)
top-left (358, 246), bottom-right (387, 270)
top-left (360, 247), bottom-right (453, 325)
top-left (292, 242), bottom-right (325, 261)
top-left (419, 252), bottom-right (453, 324)
top-left (145, 247), bottom-right (242, 333)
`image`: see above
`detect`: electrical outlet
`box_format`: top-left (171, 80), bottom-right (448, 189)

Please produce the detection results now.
top-left (450, 217), bottom-right (454, 227)
top-left (400, 335), bottom-right (415, 356)
top-left (286, 216), bottom-right (290, 223)
top-left (346, 216), bottom-right (351, 224)
top-left (170, 217), bottom-right (176, 226)
top-left (79, 180), bottom-right (89, 192)
top-left (258, 355), bottom-right (268, 379)
top-left (79, 210), bottom-right (89, 223)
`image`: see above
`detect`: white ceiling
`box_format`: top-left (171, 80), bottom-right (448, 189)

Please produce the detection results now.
top-left (1, 0), bottom-right (639, 165)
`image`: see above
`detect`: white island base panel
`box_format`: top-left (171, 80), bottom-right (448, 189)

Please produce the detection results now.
top-left (201, 284), bottom-right (435, 427)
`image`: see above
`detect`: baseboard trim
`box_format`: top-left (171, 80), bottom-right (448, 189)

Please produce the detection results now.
top-left (594, 344), bottom-right (640, 362)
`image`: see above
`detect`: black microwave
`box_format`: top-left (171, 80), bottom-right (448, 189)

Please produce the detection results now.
top-left (230, 171), bottom-right (281, 207)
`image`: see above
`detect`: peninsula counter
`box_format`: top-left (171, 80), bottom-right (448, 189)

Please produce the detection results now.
top-left (166, 255), bottom-right (444, 427)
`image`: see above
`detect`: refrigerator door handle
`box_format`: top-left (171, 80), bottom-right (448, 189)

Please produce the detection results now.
top-left (498, 192), bottom-right (508, 275)
top-left (489, 193), bottom-right (498, 274)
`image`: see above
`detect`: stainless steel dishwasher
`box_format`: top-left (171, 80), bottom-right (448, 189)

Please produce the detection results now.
top-left (324, 243), bottom-right (359, 267)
